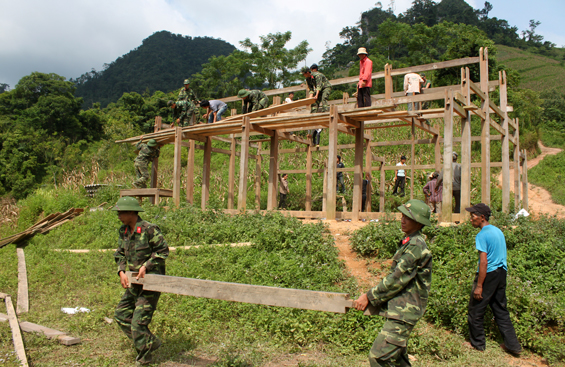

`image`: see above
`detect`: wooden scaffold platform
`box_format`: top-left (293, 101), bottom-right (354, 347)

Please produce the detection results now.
top-left (116, 48), bottom-right (528, 223)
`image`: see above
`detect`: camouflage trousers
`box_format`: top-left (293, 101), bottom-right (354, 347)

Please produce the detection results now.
top-left (311, 87), bottom-right (332, 113)
top-left (256, 97), bottom-right (269, 111)
top-left (133, 160), bottom-right (150, 188)
top-left (115, 285), bottom-right (161, 364)
top-left (369, 319), bottom-right (414, 367)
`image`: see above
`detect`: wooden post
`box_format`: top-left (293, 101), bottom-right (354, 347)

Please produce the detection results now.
top-left (365, 138), bottom-right (372, 212)
top-left (461, 67), bottom-right (472, 221)
top-left (150, 116), bottom-right (161, 204)
top-left (385, 63), bottom-right (393, 100)
top-left (322, 166), bottom-right (328, 214)
top-left (410, 121), bottom-right (415, 200)
top-left (255, 142), bottom-right (262, 209)
top-left (352, 122), bottom-right (364, 221)
top-left (500, 70), bottom-right (510, 213)
top-left (327, 105), bottom-right (339, 220)
top-left (441, 90), bottom-right (454, 223)
top-left (267, 133), bottom-right (279, 210)
top-left (201, 137), bottom-right (212, 210)
top-left (173, 126), bottom-right (183, 207)
top-left (237, 117), bottom-right (251, 211)
top-left (306, 145), bottom-right (312, 211)
top-left (514, 119), bottom-right (521, 210)
top-left (434, 134), bottom-right (441, 172)
top-left (380, 161), bottom-right (385, 212)
top-left (522, 149), bottom-right (528, 211)
top-left (227, 135), bottom-right (236, 209)
top-left (480, 47), bottom-right (491, 205)
top-left (186, 140), bottom-right (195, 204)
top-left (231, 108), bottom-right (237, 117)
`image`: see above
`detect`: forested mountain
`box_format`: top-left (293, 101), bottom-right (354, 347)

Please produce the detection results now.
top-left (72, 31), bottom-right (236, 108)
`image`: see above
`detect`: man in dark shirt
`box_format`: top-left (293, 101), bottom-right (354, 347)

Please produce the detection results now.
top-left (337, 155), bottom-right (345, 194)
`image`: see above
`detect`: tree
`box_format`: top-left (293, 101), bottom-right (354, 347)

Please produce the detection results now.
top-left (522, 20), bottom-right (544, 45)
top-left (191, 52), bottom-right (248, 99)
top-left (239, 31), bottom-right (311, 89)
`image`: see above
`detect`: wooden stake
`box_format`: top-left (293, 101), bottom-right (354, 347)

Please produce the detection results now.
top-left (238, 117), bottom-right (251, 211)
top-left (16, 248), bottom-right (28, 314)
top-left (306, 145), bottom-right (312, 211)
top-left (173, 126), bottom-right (182, 207)
top-left (267, 133), bottom-right (279, 210)
top-left (201, 137), bottom-right (212, 210)
top-left (327, 106), bottom-right (339, 220)
top-left (500, 70), bottom-right (510, 212)
top-left (4, 295), bottom-right (28, 366)
top-left (441, 90), bottom-right (454, 223)
top-left (186, 140), bottom-right (195, 204)
top-left (352, 122), bottom-right (364, 221)
top-left (227, 135), bottom-right (236, 209)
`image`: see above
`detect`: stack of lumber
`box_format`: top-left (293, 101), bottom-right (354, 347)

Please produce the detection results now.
top-left (0, 208), bottom-right (84, 249)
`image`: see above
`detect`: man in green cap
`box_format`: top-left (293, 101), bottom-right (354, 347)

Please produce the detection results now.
top-left (168, 100), bottom-right (195, 127)
top-left (177, 79), bottom-right (199, 121)
top-left (353, 199), bottom-right (433, 367)
top-left (113, 196), bottom-right (169, 365)
top-left (238, 89), bottom-right (269, 114)
top-left (301, 66), bottom-right (332, 113)
top-left (133, 137), bottom-right (160, 188)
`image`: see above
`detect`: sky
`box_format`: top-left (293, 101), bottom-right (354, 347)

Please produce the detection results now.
top-left (0, 0), bottom-right (563, 89)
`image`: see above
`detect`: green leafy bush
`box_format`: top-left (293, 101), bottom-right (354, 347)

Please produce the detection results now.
top-left (349, 221), bottom-right (403, 257)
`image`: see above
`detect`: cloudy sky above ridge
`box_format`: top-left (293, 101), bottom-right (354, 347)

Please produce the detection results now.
top-left (0, 0), bottom-right (563, 89)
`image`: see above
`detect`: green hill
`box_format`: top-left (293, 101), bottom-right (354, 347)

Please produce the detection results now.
top-left (73, 31), bottom-right (236, 108)
top-left (497, 44), bottom-right (565, 94)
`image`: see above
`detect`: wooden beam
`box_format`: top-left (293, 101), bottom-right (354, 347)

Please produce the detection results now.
top-left (522, 149), bottom-right (528, 211)
top-left (352, 122), bottom-right (364, 221)
top-left (255, 142), bottom-right (262, 209)
top-left (223, 97), bottom-right (317, 121)
top-left (237, 117), bottom-right (251, 211)
top-left (385, 63), bottom-right (393, 99)
top-left (227, 135), bottom-right (236, 210)
top-left (327, 106), bottom-right (339, 220)
top-left (337, 113), bottom-right (361, 128)
top-left (250, 124), bottom-right (275, 137)
top-left (173, 126), bottom-right (183, 208)
top-left (500, 70), bottom-right (510, 213)
top-left (306, 145), bottom-right (312, 211)
top-left (186, 140), bottom-right (195, 205)
top-left (480, 47), bottom-right (491, 205)
top-left (16, 248), bottom-right (28, 314)
top-left (201, 137), bottom-right (212, 210)
top-left (461, 67), bottom-right (472, 221)
top-left (441, 91), bottom-right (454, 222)
top-left (380, 162), bottom-right (385, 212)
top-left (514, 119), bottom-right (521, 211)
top-left (365, 138), bottom-right (373, 213)
top-left (4, 295), bottom-right (29, 366)
top-left (126, 272), bottom-right (353, 313)
top-left (267, 133), bottom-right (279, 210)
top-left (0, 312), bottom-right (80, 346)
top-left (410, 121), bottom-right (415, 199)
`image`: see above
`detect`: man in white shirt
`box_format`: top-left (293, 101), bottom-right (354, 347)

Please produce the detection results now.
top-left (284, 92), bottom-right (294, 104)
top-left (392, 155), bottom-right (407, 197)
top-left (404, 73), bottom-right (424, 111)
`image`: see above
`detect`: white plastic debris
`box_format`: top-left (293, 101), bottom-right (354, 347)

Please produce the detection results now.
top-left (514, 209), bottom-right (530, 219)
top-left (61, 307), bottom-right (90, 315)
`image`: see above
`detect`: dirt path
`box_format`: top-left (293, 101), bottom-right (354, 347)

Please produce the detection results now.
top-left (497, 142), bottom-right (564, 218)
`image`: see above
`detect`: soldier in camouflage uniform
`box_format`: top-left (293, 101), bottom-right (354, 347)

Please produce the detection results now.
top-left (301, 66), bottom-right (332, 113)
top-left (238, 89), bottom-right (269, 114)
top-left (132, 138), bottom-right (160, 188)
top-left (354, 199), bottom-right (433, 367)
top-left (168, 100), bottom-right (195, 127)
top-left (113, 196), bottom-right (169, 365)
top-left (177, 79), bottom-right (199, 122)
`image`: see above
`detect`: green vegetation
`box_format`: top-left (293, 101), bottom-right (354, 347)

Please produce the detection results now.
top-left (73, 31), bottom-right (236, 108)
top-left (350, 214), bottom-right (565, 364)
top-left (528, 151), bottom-right (565, 205)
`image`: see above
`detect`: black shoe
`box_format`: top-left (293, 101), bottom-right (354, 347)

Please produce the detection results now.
top-left (500, 343), bottom-right (521, 357)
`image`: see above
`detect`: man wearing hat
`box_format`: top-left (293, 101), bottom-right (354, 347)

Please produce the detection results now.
top-left (310, 63), bottom-right (318, 72)
top-left (177, 79), bottom-right (199, 122)
top-left (237, 89), bottom-right (269, 114)
top-left (132, 137), bottom-right (160, 188)
top-left (113, 197), bottom-right (169, 365)
top-left (465, 203), bottom-right (522, 356)
top-left (357, 47), bottom-right (373, 107)
top-left (301, 66), bottom-right (332, 113)
top-left (353, 199), bottom-right (433, 366)
top-left (436, 152), bottom-right (461, 213)
top-left (167, 100), bottom-right (194, 127)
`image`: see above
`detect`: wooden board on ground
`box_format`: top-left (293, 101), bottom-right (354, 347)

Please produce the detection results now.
top-left (0, 313), bottom-right (81, 346)
top-left (3, 296), bottom-right (29, 366)
top-left (52, 242), bottom-right (253, 253)
top-left (126, 272), bottom-right (354, 313)
top-left (16, 248), bottom-right (29, 314)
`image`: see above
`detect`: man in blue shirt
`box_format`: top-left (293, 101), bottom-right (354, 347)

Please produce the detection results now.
top-left (466, 203), bottom-right (521, 356)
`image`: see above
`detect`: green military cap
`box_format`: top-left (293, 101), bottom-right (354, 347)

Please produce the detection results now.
top-left (301, 66), bottom-right (311, 74)
top-left (112, 196), bottom-right (145, 212)
top-left (183, 79), bottom-right (190, 85)
top-left (147, 139), bottom-right (158, 147)
top-left (238, 89), bottom-right (250, 98)
top-left (398, 199), bottom-right (432, 226)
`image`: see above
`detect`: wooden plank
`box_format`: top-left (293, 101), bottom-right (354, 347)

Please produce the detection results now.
top-left (522, 149), bottom-right (528, 211)
top-left (480, 47), bottom-right (491, 205)
top-left (327, 106), bottom-right (339, 220)
top-left (255, 142), bottom-right (262, 209)
top-left (365, 138), bottom-right (373, 213)
top-left (380, 162), bottom-right (385, 212)
top-left (267, 134), bottom-right (279, 210)
top-left (16, 248), bottom-right (28, 314)
top-left (237, 117), bottom-right (251, 211)
top-left (223, 98), bottom-right (317, 121)
top-left (126, 272), bottom-right (353, 313)
top-left (385, 63), bottom-right (393, 99)
top-left (514, 119), bottom-right (521, 211)
top-left (119, 188), bottom-right (173, 197)
top-left (352, 122), bottom-right (364, 221)
top-left (461, 67), bottom-right (472, 221)
top-left (172, 127), bottom-right (182, 207)
top-left (500, 70), bottom-right (510, 212)
top-left (441, 91), bottom-right (454, 222)
top-left (186, 140), bottom-right (195, 205)
top-left (410, 121), bottom-right (415, 200)
top-left (201, 137), bottom-right (212, 210)
top-left (227, 135), bottom-right (236, 210)
top-left (4, 296), bottom-right (28, 366)
top-left (0, 313), bottom-right (80, 346)
top-left (306, 146), bottom-right (312, 212)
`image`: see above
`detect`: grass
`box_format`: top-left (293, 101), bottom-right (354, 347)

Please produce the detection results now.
top-left (528, 150), bottom-right (565, 205)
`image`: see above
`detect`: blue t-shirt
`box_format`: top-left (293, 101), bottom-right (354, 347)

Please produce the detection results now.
top-left (475, 224), bottom-right (508, 273)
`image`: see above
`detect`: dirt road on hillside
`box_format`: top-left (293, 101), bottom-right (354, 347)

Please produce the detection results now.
top-left (497, 142), bottom-right (564, 218)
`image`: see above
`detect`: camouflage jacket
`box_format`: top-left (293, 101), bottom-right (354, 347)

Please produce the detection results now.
top-left (366, 230), bottom-right (432, 325)
top-left (172, 100), bottom-right (193, 121)
top-left (306, 71), bottom-right (332, 93)
top-left (177, 87), bottom-right (198, 104)
top-left (114, 217), bottom-right (169, 275)
top-left (135, 142), bottom-right (160, 163)
top-left (242, 90), bottom-right (268, 114)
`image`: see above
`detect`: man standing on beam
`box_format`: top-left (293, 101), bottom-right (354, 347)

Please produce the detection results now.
top-left (353, 200), bottom-right (433, 367)
top-left (113, 197), bottom-right (169, 365)
top-left (301, 66), bottom-right (332, 113)
top-left (238, 89), bottom-right (269, 114)
top-left (357, 47), bottom-right (373, 107)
